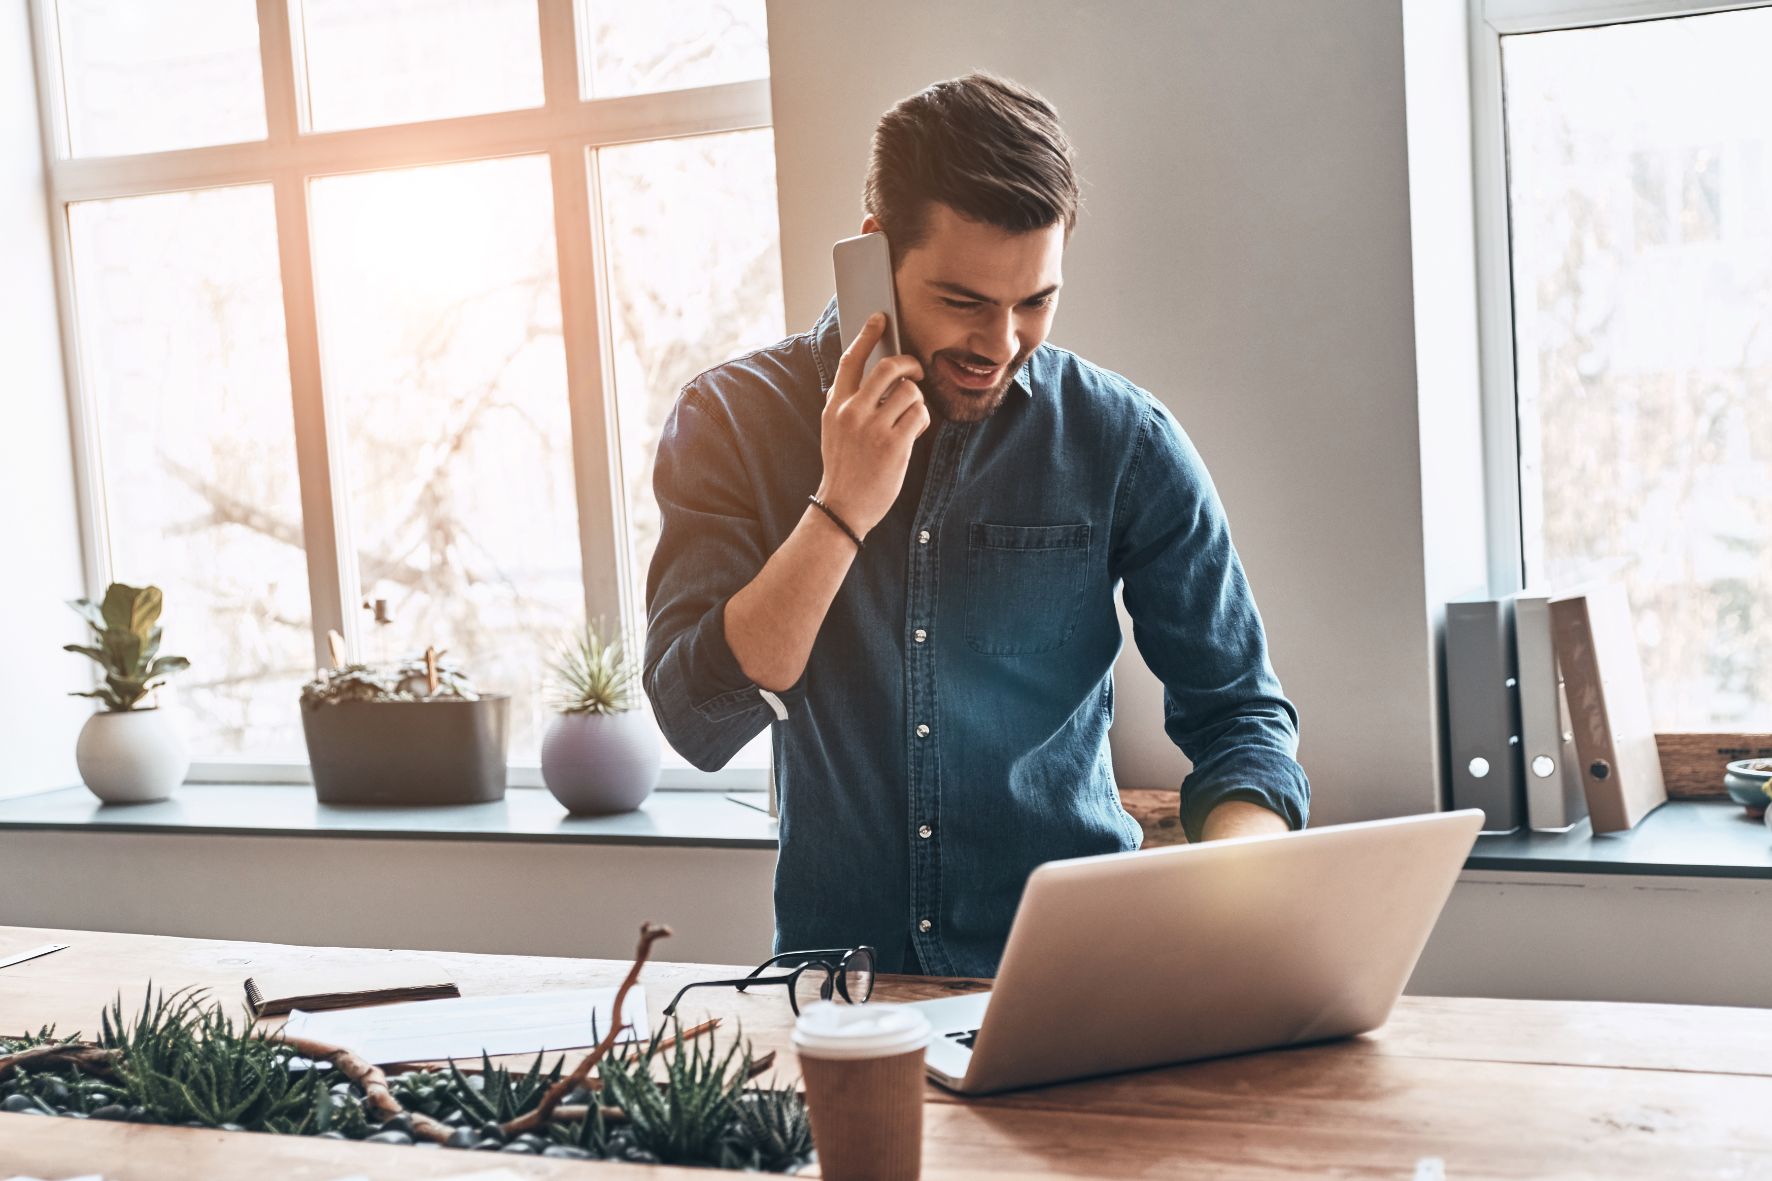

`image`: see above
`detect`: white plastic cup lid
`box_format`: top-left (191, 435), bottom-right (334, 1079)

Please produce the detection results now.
top-left (791, 1001), bottom-right (932, 1060)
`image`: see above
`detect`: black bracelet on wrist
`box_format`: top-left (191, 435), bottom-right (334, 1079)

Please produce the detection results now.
top-left (807, 495), bottom-right (865, 550)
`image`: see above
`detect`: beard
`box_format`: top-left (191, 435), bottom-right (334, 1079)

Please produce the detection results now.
top-left (909, 345), bottom-right (1031, 424)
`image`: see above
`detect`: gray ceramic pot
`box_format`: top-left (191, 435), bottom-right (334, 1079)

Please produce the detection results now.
top-left (540, 710), bottom-right (661, 815)
top-left (302, 696), bottom-right (509, 805)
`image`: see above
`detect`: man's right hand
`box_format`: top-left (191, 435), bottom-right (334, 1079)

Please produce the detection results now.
top-left (813, 313), bottom-right (931, 539)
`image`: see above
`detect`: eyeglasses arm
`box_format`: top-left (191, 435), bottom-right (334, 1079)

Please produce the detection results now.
top-left (738, 949), bottom-right (854, 990)
top-left (664, 974), bottom-right (795, 1016)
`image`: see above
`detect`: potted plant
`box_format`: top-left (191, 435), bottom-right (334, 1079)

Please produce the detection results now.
top-left (64, 583), bottom-right (191, 804)
top-left (300, 633), bottom-right (509, 806)
top-left (540, 622), bottom-right (661, 815)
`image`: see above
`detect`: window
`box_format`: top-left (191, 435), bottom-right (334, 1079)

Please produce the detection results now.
top-left (34, 0), bottom-right (782, 778)
top-left (1476, 1), bottom-right (1772, 730)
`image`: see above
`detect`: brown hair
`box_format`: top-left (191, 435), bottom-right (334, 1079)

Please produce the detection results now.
top-left (864, 72), bottom-right (1079, 259)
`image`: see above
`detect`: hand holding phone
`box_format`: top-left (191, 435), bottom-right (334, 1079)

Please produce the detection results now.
top-left (816, 233), bottom-right (930, 540)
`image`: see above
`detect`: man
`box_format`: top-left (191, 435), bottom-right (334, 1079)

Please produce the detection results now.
top-left (645, 73), bottom-right (1309, 978)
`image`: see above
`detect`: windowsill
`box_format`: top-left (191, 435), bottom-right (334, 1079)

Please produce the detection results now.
top-left (3, 788), bottom-right (1762, 879)
top-left (1467, 799), bottom-right (1772, 879)
top-left (0, 783), bottom-right (778, 850)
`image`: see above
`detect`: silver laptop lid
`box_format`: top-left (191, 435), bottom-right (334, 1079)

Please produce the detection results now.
top-left (954, 809), bottom-right (1484, 1094)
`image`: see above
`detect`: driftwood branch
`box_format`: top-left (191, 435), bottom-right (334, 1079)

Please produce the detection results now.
top-left (0, 1044), bottom-right (119, 1082)
top-left (268, 1034), bottom-right (453, 1145)
top-left (499, 922), bottom-right (671, 1138)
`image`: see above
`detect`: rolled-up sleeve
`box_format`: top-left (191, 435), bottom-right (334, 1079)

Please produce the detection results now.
top-left (643, 387), bottom-right (808, 771)
top-left (1111, 400), bottom-right (1311, 843)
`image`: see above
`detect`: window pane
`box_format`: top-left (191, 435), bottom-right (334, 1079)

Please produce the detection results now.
top-left (1504, 8), bottom-right (1772, 729)
top-left (297, 0), bottom-right (543, 132)
top-left (309, 156), bottom-right (581, 760)
top-left (598, 129), bottom-right (784, 768)
top-left (68, 186), bottom-right (310, 760)
top-left (577, 0), bottom-right (769, 99)
top-left (55, 0), bottom-right (266, 157)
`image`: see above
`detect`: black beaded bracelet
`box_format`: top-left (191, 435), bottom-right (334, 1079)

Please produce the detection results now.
top-left (807, 495), bottom-right (865, 550)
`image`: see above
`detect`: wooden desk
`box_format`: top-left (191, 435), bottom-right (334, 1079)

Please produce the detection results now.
top-left (3, 925), bottom-right (1771, 1179)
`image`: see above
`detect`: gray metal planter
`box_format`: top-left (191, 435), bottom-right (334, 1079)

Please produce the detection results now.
top-left (301, 695), bottom-right (510, 805)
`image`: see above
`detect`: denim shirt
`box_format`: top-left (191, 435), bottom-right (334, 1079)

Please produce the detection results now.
top-left (644, 298), bottom-right (1310, 978)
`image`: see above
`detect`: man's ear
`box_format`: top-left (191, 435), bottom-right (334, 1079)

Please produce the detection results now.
top-left (861, 215), bottom-right (882, 235)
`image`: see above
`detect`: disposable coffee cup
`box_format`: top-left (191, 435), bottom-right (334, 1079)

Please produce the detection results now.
top-left (792, 1001), bottom-right (932, 1181)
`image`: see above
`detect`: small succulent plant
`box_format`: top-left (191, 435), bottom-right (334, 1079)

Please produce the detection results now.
top-left (548, 622), bottom-right (640, 715)
top-left (300, 648), bottom-right (479, 709)
top-left (64, 583), bottom-right (190, 712)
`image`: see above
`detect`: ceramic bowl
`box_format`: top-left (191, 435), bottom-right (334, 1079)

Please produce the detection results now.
top-left (1725, 758), bottom-right (1772, 814)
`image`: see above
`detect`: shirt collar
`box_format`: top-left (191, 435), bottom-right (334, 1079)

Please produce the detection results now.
top-left (812, 295), bottom-right (1036, 400)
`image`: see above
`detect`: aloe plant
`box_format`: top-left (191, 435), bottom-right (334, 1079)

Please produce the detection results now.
top-left (1, 990), bottom-right (814, 1170)
top-left (548, 622), bottom-right (640, 715)
top-left (64, 583), bottom-right (190, 711)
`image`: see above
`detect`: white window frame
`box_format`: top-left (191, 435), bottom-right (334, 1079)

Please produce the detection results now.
top-left (1469, 0), bottom-right (1772, 597)
top-left (28, 0), bottom-right (773, 789)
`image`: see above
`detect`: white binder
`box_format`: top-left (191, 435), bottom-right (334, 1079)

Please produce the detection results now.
top-left (1512, 591), bottom-right (1588, 832)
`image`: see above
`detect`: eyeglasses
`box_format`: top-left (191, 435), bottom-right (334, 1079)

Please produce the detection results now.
top-left (662, 946), bottom-right (876, 1018)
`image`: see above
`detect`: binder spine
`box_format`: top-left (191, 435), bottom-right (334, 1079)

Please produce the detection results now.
top-left (1513, 594), bottom-right (1587, 831)
top-left (1446, 599), bottom-right (1525, 833)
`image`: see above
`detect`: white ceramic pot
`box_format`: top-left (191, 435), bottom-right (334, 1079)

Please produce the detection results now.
top-left (540, 710), bottom-right (662, 815)
top-left (74, 708), bottom-right (189, 804)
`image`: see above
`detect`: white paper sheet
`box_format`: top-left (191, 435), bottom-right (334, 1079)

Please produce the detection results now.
top-left (279, 986), bottom-right (648, 1066)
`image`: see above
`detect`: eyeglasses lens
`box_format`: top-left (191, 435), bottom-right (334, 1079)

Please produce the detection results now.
top-left (791, 963), bottom-right (836, 1014)
top-left (843, 950), bottom-right (875, 1003)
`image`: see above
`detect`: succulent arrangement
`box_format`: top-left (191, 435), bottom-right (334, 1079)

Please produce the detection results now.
top-left (0, 927), bottom-right (813, 1171)
top-left (548, 621), bottom-right (641, 715)
top-left (63, 583), bottom-right (190, 711)
top-left (300, 647), bottom-right (480, 709)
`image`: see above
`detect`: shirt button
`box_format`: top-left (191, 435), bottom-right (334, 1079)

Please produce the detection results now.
top-left (918, 918), bottom-right (933, 933)
top-left (917, 530), bottom-right (931, 544)
top-left (913, 628), bottom-right (927, 644)
top-left (918, 824), bottom-right (933, 839)
top-left (915, 724), bottom-right (930, 738)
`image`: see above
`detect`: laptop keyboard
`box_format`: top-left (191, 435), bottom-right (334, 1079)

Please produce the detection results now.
top-left (944, 1028), bottom-right (980, 1051)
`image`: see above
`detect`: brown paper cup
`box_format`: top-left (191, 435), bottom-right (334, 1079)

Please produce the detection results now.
top-left (797, 1045), bottom-right (926, 1181)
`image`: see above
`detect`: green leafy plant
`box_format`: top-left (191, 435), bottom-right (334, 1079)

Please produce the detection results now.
top-left (300, 654), bottom-right (480, 709)
top-left (548, 621), bottom-right (640, 715)
top-left (1, 987), bottom-right (814, 1171)
top-left (64, 583), bottom-right (190, 711)
top-left (96, 985), bottom-right (339, 1133)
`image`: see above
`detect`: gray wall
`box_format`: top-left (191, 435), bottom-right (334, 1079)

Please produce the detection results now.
top-left (768, 0), bottom-right (1437, 823)
top-left (1, 0), bottom-right (87, 801)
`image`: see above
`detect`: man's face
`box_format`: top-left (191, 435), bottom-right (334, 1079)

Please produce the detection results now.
top-left (864, 203), bottom-right (1064, 424)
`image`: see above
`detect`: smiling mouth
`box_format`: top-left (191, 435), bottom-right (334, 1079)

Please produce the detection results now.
top-left (942, 355), bottom-right (1003, 390)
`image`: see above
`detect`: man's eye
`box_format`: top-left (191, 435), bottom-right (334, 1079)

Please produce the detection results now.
top-left (1024, 296), bottom-right (1053, 310)
top-left (942, 299), bottom-right (981, 310)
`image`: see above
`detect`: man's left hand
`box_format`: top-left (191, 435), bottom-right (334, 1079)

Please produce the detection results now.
top-left (1199, 799), bottom-right (1290, 842)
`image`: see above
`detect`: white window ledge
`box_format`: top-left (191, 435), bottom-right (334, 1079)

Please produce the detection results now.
top-left (0, 784), bottom-right (777, 849)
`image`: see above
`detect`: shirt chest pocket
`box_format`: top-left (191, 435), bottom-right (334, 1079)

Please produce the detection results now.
top-left (964, 522), bottom-right (1093, 656)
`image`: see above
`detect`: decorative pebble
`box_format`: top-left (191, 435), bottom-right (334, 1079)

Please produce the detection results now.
top-left (1, 1095), bottom-right (38, 1113)
top-left (445, 1128), bottom-right (477, 1149)
top-left (498, 1142), bottom-right (535, 1154)
top-left (543, 1145), bottom-right (595, 1160)
top-left (365, 1130), bottom-right (413, 1146)
top-left (90, 1105), bottom-right (129, 1121)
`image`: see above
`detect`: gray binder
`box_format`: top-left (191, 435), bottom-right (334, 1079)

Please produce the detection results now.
top-left (1445, 598), bottom-right (1524, 833)
top-left (1513, 591), bottom-right (1588, 832)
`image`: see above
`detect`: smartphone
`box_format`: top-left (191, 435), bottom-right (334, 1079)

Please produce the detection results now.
top-left (833, 231), bottom-right (902, 379)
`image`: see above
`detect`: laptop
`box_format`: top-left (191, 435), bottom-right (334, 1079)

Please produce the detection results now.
top-left (912, 809), bottom-right (1484, 1095)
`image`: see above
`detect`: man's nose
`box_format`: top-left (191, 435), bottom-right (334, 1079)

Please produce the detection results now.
top-left (970, 308), bottom-right (1017, 365)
